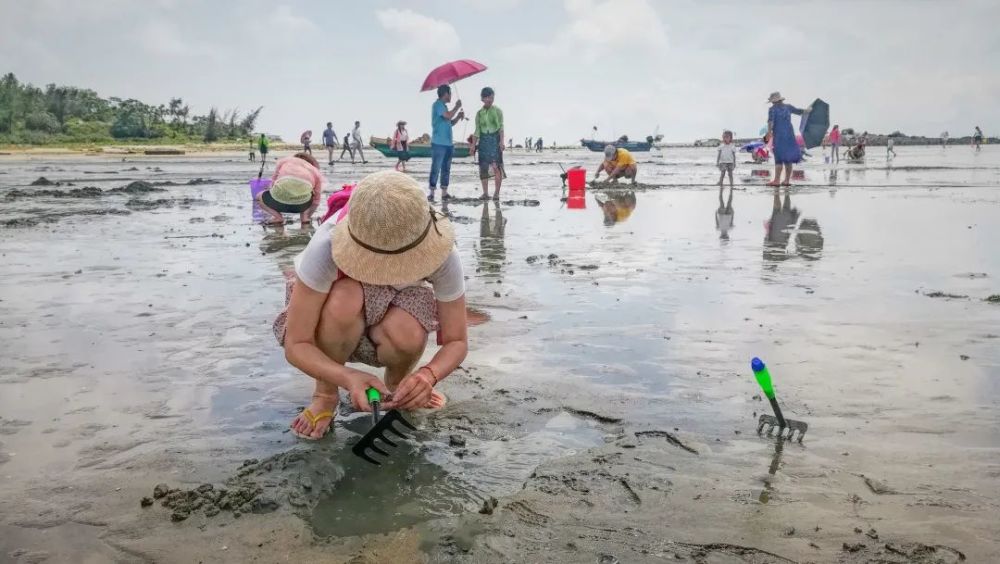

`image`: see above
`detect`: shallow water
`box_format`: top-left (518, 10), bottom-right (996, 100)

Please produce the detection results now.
top-left (1, 145), bottom-right (999, 559)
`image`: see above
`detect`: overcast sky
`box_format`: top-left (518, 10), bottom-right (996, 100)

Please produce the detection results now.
top-left (2, 0), bottom-right (997, 143)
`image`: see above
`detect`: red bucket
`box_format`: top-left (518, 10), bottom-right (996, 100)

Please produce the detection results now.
top-left (566, 167), bottom-right (586, 191)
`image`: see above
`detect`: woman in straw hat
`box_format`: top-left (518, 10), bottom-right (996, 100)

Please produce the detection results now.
top-left (766, 91), bottom-right (810, 187)
top-left (275, 170), bottom-right (468, 439)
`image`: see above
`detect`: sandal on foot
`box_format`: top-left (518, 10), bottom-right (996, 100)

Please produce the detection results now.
top-left (291, 408), bottom-right (334, 440)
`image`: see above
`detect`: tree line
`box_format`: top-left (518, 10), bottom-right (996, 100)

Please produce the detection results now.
top-left (0, 73), bottom-right (262, 145)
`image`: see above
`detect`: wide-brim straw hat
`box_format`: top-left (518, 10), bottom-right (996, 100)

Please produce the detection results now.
top-left (767, 91), bottom-right (785, 103)
top-left (331, 170), bottom-right (455, 286)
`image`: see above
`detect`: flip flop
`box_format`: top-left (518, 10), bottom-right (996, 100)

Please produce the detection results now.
top-left (291, 408), bottom-right (334, 440)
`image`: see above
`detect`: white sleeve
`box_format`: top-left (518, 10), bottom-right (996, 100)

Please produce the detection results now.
top-left (293, 221), bottom-right (338, 293)
top-left (428, 248), bottom-right (465, 302)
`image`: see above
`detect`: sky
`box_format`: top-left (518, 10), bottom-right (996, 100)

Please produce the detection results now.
top-left (1, 0), bottom-right (997, 143)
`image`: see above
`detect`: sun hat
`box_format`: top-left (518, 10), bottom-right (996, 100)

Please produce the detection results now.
top-left (331, 170), bottom-right (455, 286)
top-left (767, 92), bottom-right (785, 103)
top-left (604, 144), bottom-right (617, 159)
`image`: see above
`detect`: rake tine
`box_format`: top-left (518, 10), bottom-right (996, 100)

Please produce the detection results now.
top-left (377, 433), bottom-right (398, 448)
top-left (356, 449), bottom-right (381, 466)
top-left (369, 442), bottom-right (390, 457)
top-left (386, 423), bottom-right (412, 439)
top-left (394, 416), bottom-right (417, 432)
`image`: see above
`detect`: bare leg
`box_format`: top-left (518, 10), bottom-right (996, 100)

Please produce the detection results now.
top-left (783, 164), bottom-right (793, 185)
top-left (769, 164), bottom-right (781, 186)
top-left (480, 176), bottom-right (489, 198)
top-left (300, 202), bottom-right (317, 225)
top-left (369, 306), bottom-right (445, 408)
top-left (493, 164), bottom-right (503, 199)
top-left (289, 279), bottom-right (365, 439)
top-left (727, 168), bottom-right (734, 190)
top-left (356, 145), bottom-right (366, 163)
top-left (256, 193), bottom-right (285, 225)
top-left (718, 171), bottom-right (725, 187)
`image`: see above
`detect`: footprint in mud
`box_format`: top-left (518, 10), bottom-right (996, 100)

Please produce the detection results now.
top-left (0, 418), bottom-right (31, 436)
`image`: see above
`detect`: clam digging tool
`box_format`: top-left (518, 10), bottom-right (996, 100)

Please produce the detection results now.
top-left (351, 388), bottom-right (418, 465)
top-left (751, 358), bottom-right (808, 442)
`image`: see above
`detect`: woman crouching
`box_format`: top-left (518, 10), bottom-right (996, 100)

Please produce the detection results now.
top-left (276, 170), bottom-right (468, 439)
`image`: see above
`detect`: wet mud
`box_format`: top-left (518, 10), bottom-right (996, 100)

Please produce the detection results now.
top-left (1, 148), bottom-right (999, 563)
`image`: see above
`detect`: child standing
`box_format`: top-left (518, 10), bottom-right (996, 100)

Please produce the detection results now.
top-left (717, 130), bottom-right (736, 189)
top-left (887, 137), bottom-right (897, 159)
top-left (249, 137), bottom-right (256, 162)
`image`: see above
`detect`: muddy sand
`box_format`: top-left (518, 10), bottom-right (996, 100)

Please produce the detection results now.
top-left (0, 146), bottom-right (998, 563)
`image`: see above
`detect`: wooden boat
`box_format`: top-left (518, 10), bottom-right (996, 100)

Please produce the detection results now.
top-left (581, 134), bottom-right (663, 153)
top-left (369, 137), bottom-right (470, 159)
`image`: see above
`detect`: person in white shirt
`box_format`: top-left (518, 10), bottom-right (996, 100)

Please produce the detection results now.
top-left (716, 130), bottom-right (737, 190)
top-left (350, 121), bottom-right (367, 164)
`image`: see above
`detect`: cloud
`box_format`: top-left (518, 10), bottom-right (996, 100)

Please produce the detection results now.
top-left (135, 20), bottom-right (221, 61)
top-left (375, 8), bottom-right (461, 74)
top-left (503, 0), bottom-right (666, 61)
top-left (269, 5), bottom-right (318, 35)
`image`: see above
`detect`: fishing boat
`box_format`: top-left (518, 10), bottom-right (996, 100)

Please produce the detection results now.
top-left (369, 137), bottom-right (471, 159)
top-left (580, 134), bottom-right (663, 153)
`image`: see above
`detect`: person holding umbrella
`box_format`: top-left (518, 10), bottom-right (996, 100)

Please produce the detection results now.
top-left (471, 87), bottom-right (506, 201)
top-left (428, 85), bottom-right (465, 202)
top-left (766, 91), bottom-right (810, 187)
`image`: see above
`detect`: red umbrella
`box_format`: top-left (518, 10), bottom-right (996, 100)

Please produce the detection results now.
top-left (420, 59), bottom-right (487, 92)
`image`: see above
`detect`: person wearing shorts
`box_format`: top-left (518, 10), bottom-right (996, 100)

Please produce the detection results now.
top-left (278, 170), bottom-right (469, 440)
top-left (717, 130), bottom-right (736, 190)
top-left (322, 122), bottom-right (337, 165)
top-left (471, 86), bottom-right (506, 201)
top-left (256, 152), bottom-right (323, 225)
top-left (595, 145), bottom-right (637, 184)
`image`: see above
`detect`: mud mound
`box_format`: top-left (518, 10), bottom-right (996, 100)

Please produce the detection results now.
top-left (108, 181), bottom-right (164, 194)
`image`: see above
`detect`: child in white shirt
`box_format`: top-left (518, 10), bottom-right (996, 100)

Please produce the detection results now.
top-left (717, 130), bottom-right (737, 189)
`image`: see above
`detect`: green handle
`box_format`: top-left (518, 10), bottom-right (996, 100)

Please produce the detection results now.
top-left (751, 358), bottom-right (776, 399)
top-left (366, 387), bottom-right (381, 404)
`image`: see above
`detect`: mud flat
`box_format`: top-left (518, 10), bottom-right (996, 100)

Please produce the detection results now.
top-left (0, 147), bottom-right (998, 562)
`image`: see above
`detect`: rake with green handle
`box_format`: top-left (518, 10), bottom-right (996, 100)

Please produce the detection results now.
top-left (751, 358), bottom-right (808, 442)
top-left (351, 387), bottom-right (418, 466)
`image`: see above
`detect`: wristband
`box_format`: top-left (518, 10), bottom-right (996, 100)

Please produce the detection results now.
top-left (419, 365), bottom-right (439, 384)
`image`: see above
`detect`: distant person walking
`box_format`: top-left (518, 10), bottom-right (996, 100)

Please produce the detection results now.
top-left (391, 120), bottom-right (411, 172)
top-left (940, 131), bottom-right (949, 148)
top-left (300, 130), bottom-right (313, 155)
top-left (829, 125), bottom-right (841, 163)
top-left (322, 122), bottom-right (338, 165)
top-left (716, 130), bottom-right (736, 190)
top-left (526, 137), bottom-right (533, 152)
top-left (351, 121), bottom-right (367, 164)
top-left (766, 91), bottom-right (810, 187)
top-left (973, 126), bottom-right (983, 151)
top-left (471, 86), bottom-right (506, 201)
top-left (535, 137), bottom-right (543, 152)
top-left (428, 84), bottom-right (464, 202)
top-left (258, 133), bottom-right (270, 162)
top-left (249, 136), bottom-right (257, 162)
top-left (886, 137), bottom-right (897, 159)
top-left (340, 134), bottom-right (353, 161)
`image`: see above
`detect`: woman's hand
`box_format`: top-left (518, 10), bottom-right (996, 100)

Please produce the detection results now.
top-left (345, 368), bottom-right (391, 412)
top-left (385, 369), bottom-right (435, 411)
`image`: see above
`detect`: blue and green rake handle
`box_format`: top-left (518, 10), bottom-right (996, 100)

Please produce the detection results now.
top-left (751, 357), bottom-right (787, 428)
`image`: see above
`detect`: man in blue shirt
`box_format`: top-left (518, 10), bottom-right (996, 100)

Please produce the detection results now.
top-left (429, 84), bottom-right (464, 201)
top-left (322, 122), bottom-right (337, 166)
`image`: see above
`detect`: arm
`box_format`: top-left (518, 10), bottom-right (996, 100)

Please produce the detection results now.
top-left (283, 280), bottom-right (389, 410)
top-left (788, 105), bottom-right (804, 116)
top-left (594, 161), bottom-right (605, 179)
top-left (387, 296), bottom-right (469, 410)
top-left (717, 147), bottom-right (721, 164)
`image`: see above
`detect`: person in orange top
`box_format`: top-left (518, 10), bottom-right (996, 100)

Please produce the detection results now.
top-left (594, 145), bottom-right (637, 184)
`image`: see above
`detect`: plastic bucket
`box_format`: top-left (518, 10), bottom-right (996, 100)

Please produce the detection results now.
top-left (249, 178), bottom-right (272, 222)
top-left (566, 167), bottom-right (586, 191)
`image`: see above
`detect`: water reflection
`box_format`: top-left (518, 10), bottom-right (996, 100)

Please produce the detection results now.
top-left (594, 190), bottom-right (636, 226)
top-left (763, 188), bottom-right (824, 264)
top-left (715, 186), bottom-right (734, 241)
top-left (476, 201), bottom-right (506, 277)
top-left (757, 437), bottom-right (785, 504)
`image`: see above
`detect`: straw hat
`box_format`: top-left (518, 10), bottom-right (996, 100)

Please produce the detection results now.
top-left (767, 92), bottom-right (785, 103)
top-left (331, 170), bottom-right (455, 285)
